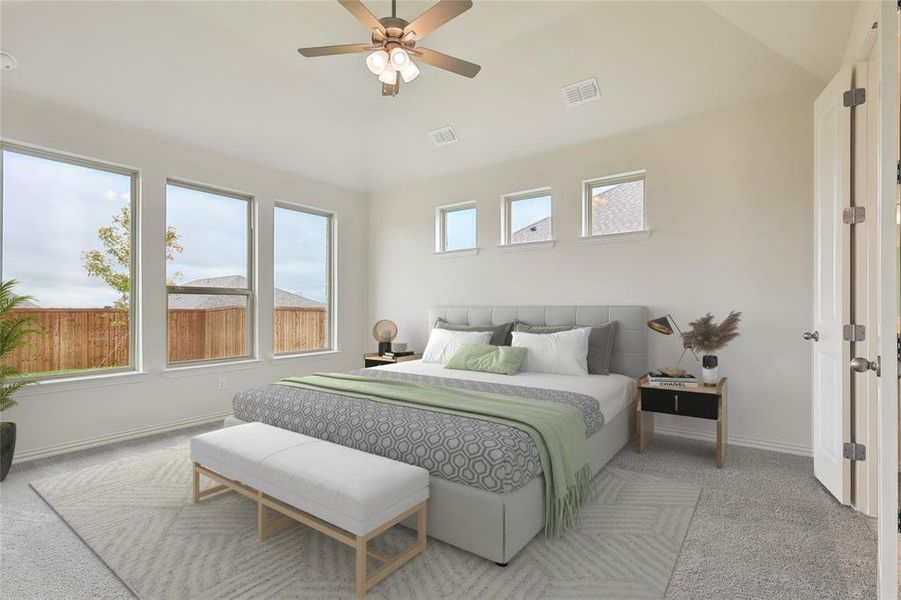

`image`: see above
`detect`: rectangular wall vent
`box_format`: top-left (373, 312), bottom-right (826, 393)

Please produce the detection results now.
top-left (428, 126), bottom-right (459, 147)
top-left (561, 78), bottom-right (600, 108)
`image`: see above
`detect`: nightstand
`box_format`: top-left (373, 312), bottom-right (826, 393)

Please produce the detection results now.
top-left (636, 376), bottom-right (728, 467)
top-left (363, 353), bottom-right (422, 368)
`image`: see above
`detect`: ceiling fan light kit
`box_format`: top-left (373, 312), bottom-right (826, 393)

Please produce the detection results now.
top-left (298, 0), bottom-right (481, 97)
top-left (365, 49), bottom-right (389, 75)
top-left (400, 61), bottom-right (420, 83)
top-left (378, 64), bottom-right (397, 85)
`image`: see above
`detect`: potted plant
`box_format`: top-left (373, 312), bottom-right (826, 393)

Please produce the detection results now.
top-left (1, 280), bottom-right (39, 481)
top-left (681, 311), bottom-right (742, 386)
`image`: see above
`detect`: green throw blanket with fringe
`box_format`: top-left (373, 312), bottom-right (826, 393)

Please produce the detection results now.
top-left (277, 372), bottom-right (591, 537)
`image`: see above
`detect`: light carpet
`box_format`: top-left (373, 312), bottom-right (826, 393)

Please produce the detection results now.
top-left (32, 446), bottom-right (699, 599)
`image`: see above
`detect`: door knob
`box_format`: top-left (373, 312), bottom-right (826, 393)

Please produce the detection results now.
top-left (850, 356), bottom-right (881, 376)
top-left (802, 331), bottom-right (819, 342)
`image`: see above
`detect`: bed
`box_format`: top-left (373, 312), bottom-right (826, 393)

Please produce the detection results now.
top-left (224, 305), bottom-right (648, 564)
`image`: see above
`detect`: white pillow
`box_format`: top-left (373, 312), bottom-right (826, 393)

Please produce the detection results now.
top-left (421, 329), bottom-right (492, 365)
top-left (511, 327), bottom-right (591, 376)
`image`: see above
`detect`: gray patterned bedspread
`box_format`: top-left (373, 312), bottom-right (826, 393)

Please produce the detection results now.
top-left (232, 369), bottom-right (605, 494)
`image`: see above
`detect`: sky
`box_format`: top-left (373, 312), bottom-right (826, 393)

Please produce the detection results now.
top-left (2, 150), bottom-right (130, 307)
top-left (444, 206), bottom-right (476, 251)
top-left (510, 194), bottom-right (551, 231)
top-left (2, 150), bottom-right (329, 307)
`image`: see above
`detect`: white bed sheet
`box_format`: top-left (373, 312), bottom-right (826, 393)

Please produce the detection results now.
top-left (370, 360), bottom-right (636, 423)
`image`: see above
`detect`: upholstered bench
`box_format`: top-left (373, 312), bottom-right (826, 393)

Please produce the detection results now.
top-left (190, 422), bottom-right (429, 599)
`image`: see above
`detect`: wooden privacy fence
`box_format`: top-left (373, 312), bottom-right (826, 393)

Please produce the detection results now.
top-left (7, 307), bottom-right (327, 374)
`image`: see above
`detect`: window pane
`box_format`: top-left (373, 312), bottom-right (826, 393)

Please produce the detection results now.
top-left (166, 183), bottom-right (248, 288)
top-left (444, 206), bottom-right (476, 251)
top-left (167, 294), bottom-right (247, 362)
top-left (274, 207), bottom-right (329, 353)
top-left (510, 194), bottom-right (552, 243)
top-left (2, 149), bottom-right (133, 377)
top-left (590, 179), bottom-right (645, 235)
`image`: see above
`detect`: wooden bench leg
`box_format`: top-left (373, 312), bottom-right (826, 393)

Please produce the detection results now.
top-left (258, 491), bottom-right (267, 543)
top-left (417, 502), bottom-right (427, 548)
top-left (356, 535), bottom-right (368, 599)
top-left (358, 501), bottom-right (428, 598)
top-left (192, 462), bottom-right (200, 503)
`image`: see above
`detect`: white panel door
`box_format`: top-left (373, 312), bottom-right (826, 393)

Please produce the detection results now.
top-left (811, 66), bottom-right (851, 504)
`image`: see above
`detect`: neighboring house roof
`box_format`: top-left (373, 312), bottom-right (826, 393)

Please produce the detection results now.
top-left (509, 180), bottom-right (644, 242)
top-left (169, 276), bottom-right (324, 309)
top-left (511, 216), bottom-right (552, 244)
top-left (591, 181), bottom-right (644, 234)
top-left (18, 299), bottom-right (40, 308)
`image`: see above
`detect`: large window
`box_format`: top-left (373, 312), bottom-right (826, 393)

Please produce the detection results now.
top-left (0, 145), bottom-right (138, 379)
top-left (436, 202), bottom-right (477, 253)
top-left (166, 181), bottom-right (253, 365)
top-left (583, 171), bottom-right (647, 237)
top-left (502, 188), bottom-right (553, 245)
top-left (273, 203), bottom-right (332, 354)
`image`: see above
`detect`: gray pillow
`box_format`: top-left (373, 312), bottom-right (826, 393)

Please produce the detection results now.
top-left (513, 320), bottom-right (618, 375)
top-left (434, 318), bottom-right (514, 346)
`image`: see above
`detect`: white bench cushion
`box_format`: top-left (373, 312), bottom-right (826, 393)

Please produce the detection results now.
top-left (191, 423), bottom-right (430, 536)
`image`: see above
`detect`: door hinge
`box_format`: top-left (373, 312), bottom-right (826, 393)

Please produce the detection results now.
top-left (897, 160), bottom-right (900, 185)
top-left (843, 87), bottom-right (866, 107)
top-left (842, 206), bottom-right (866, 224)
top-left (843, 324), bottom-right (866, 342)
top-left (843, 442), bottom-right (867, 461)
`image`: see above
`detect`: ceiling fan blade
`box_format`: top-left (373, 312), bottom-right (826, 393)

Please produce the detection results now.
top-left (338, 0), bottom-right (385, 34)
top-left (415, 47), bottom-right (480, 78)
top-left (404, 0), bottom-right (472, 41)
top-left (298, 43), bottom-right (371, 57)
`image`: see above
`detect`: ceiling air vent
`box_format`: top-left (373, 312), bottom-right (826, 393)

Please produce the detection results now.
top-left (561, 78), bottom-right (600, 108)
top-left (428, 126), bottom-right (459, 147)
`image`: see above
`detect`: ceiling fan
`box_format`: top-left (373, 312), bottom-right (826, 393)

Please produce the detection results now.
top-left (298, 0), bottom-right (481, 97)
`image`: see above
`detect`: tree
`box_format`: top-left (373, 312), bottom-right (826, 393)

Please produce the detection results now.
top-left (82, 206), bottom-right (183, 308)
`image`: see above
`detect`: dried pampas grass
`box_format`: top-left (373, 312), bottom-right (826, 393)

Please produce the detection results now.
top-left (681, 311), bottom-right (742, 354)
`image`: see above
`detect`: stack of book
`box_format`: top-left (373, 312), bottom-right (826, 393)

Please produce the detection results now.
top-left (383, 350), bottom-right (415, 358)
top-left (646, 371), bottom-right (699, 388)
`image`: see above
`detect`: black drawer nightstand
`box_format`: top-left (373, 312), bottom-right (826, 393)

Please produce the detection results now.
top-left (363, 353), bottom-right (422, 368)
top-left (636, 376), bottom-right (728, 467)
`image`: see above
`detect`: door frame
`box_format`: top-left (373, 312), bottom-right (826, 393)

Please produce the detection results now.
top-left (875, 2), bottom-right (898, 598)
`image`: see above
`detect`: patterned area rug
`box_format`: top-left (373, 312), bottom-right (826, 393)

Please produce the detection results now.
top-left (32, 445), bottom-right (699, 599)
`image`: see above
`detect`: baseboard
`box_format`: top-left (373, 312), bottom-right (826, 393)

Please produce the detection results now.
top-left (12, 410), bottom-right (233, 464)
top-left (655, 424), bottom-right (812, 457)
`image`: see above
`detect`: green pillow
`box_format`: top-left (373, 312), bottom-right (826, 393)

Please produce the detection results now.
top-left (445, 344), bottom-right (527, 376)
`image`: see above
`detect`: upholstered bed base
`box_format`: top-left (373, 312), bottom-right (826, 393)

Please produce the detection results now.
top-left (223, 402), bottom-right (634, 564)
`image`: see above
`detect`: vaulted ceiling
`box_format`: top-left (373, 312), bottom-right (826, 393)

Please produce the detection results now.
top-left (1, 1), bottom-right (858, 191)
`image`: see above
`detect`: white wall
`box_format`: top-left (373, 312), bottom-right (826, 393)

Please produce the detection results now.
top-left (368, 89), bottom-right (818, 455)
top-left (1, 92), bottom-right (369, 460)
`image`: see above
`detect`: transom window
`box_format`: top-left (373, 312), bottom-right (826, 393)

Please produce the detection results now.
top-left (583, 171), bottom-right (647, 237)
top-left (273, 203), bottom-right (333, 355)
top-left (435, 202), bottom-right (477, 252)
top-left (502, 189), bottom-right (553, 245)
top-left (1, 144), bottom-right (138, 380)
top-left (165, 181), bottom-right (253, 365)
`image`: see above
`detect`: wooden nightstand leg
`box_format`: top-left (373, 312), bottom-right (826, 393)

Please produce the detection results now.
top-left (637, 409), bottom-right (654, 453)
top-left (716, 395), bottom-right (727, 468)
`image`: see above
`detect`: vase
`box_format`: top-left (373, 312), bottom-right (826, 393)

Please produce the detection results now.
top-left (0, 422), bottom-right (16, 481)
top-left (701, 355), bottom-right (719, 386)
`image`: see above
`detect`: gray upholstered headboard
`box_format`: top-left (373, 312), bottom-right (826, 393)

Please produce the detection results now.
top-left (428, 306), bottom-right (649, 378)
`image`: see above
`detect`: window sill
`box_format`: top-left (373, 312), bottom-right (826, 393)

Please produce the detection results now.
top-left (433, 248), bottom-right (479, 258)
top-left (578, 230), bottom-right (652, 245)
top-left (272, 349), bottom-right (342, 363)
top-left (14, 370), bottom-right (150, 397)
top-left (161, 359), bottom-right (262, 379)
top-left (497, 240), bottom-right (556, 252)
